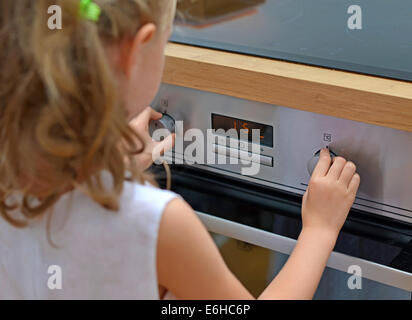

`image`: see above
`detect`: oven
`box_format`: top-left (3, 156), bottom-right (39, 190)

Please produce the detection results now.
top-left (151, 84), bottom-right (412, 299)
top-left (150, 0), bottom-right (412, 299)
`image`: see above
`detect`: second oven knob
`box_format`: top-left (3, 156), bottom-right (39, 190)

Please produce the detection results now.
top-left (307, 148), bottom-right (337, 176)
top-left (150, 113), bottom-right (176, 137)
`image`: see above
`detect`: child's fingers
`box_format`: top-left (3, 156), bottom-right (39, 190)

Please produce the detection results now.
top-left (159, 133), bottom-right (175, 153)
top-left (144, 106), bottom-right (162, 122)
top-left (148, 107), bottom-right (163, 121)
top-left (151, 133), bottom-right (175, 158)
top-left (312, 148), bottom-right (331, 177)
top-left (327, 156), bottom-right (346, 180)
top-left (348, 173), bottom-right (361, 194)
top-left (339, 161), bottom-right (357, 187)
top-left (132, 106), bottom-right (162, 127)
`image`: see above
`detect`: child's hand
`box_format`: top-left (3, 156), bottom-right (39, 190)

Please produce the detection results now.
top-left (129, 107), bottom-right (175, 170)
top-left (301, 148), bottom-right (360, 240)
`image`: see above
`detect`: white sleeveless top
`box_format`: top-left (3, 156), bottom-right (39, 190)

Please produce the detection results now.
top-left (0, 182), bottom-right (178, 299)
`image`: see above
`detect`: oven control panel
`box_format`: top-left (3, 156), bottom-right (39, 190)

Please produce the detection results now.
top-left (152, 84), bottom-right (412, 224)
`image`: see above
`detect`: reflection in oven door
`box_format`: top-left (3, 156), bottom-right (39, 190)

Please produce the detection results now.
top-left (176, 0), bottom-right (265, 28)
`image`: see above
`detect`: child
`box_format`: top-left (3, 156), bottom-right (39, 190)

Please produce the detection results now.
top-left (0, 0), bottom-right (360, 299)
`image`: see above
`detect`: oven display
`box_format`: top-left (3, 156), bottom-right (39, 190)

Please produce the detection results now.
top-left (212, 113), bottom-right (273, 147)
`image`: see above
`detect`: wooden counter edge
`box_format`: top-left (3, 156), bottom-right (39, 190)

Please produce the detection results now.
top-left (163, 43), bottom-right (412, 133)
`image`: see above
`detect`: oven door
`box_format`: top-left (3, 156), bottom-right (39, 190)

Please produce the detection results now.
top-left (154, 165), bottom-right (412, 299)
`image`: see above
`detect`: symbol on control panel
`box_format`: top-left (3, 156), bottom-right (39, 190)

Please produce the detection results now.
top-left (323, 133), bottom-right (332, 142)
top-left (160, 99), bottom-right (169, 108)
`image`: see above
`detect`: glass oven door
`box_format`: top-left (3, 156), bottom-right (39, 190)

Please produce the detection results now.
top-left (206, 216), bottom-right (411, 299)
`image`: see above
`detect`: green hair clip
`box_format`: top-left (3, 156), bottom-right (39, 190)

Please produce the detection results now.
top-left (79, 0), bottom-right (101, 22)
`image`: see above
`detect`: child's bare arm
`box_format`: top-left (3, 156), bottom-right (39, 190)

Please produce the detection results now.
top-left (260, 149), bottom-right (360, 299)
top-left (157, 198), bottom-right (254, 299)
top-left (157, 149), bottom-right (360, 300)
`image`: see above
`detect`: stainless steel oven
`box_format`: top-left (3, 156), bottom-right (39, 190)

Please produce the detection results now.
top-left (152, 84), bottom-right (412, 299)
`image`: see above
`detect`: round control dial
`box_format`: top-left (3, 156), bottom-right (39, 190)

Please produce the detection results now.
top-left (149, 113), bottom-right (176, 139)
top-left (307, 148), bottom-right (337, 176)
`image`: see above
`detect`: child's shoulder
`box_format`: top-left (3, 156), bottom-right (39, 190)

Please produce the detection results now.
top-left (57, 180), bottom-right (180, 232)
top-left (121, 181), bottom-right (180, 215)
top-left (113, 181), bottom-right (181, 237)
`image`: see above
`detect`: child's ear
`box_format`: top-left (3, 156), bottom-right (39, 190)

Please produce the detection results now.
top-left (125, 23), bottom-right (157, 78)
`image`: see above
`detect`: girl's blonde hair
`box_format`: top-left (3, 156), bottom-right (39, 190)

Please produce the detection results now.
top-left (0, 0), bottom-right (176, 227)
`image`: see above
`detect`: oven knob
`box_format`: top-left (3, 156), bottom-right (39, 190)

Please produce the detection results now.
top-left (307, 149), bottom-right (337, 176)
top-left (150, 113), bottom-right (176, 136)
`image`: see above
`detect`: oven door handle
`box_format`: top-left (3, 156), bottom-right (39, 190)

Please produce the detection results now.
top-left (196, 211), bottom-right (412, 292)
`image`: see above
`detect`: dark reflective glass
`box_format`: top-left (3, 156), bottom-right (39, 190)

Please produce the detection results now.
top-left (173, 0), bottom-right (412, 81)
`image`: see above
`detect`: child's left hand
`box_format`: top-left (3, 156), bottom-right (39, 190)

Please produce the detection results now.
top-left (129, 107), bottom-right (175, 170)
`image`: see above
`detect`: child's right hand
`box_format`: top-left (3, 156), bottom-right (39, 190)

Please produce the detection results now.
top-left (301, 148), bottom-right (360, 240)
